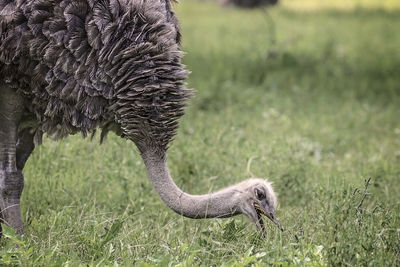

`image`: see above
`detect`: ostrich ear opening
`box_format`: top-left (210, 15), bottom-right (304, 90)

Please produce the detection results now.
top-left (254, 188), bottom-right (265, 200)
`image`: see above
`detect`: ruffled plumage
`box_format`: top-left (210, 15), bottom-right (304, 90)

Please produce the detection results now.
top-left (0, 0), bottom-right (191, 151)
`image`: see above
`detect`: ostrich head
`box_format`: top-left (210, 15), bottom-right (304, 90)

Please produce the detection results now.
top-left (234, 178), bottom-right (282, 234)
top-left (141, 150), bottom-right (283, 236)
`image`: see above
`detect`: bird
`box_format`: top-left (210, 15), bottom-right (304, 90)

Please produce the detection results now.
top-left (0, 0), bottom-right (281, 236)
top-left (219, 0), bottom-right (278, 9)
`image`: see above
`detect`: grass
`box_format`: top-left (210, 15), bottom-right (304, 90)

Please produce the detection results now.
top-left (1, 0), bottom-right (400, 265)
top-left (282, 0), bottom-right (400, 11)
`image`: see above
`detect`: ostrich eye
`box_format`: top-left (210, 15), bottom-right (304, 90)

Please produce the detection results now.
top-left (255, 188), bottom-right (265, 200)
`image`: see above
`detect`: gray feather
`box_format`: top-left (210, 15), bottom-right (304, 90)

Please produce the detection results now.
top-left (0, 0), bottom-right (192, 152)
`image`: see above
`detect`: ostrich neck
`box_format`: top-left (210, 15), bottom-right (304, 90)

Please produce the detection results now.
top-left (141, 150), bottom-right (240, 219)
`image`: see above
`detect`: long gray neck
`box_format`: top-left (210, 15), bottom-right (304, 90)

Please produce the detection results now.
top-left (141, 150), bottom-right (240, 219)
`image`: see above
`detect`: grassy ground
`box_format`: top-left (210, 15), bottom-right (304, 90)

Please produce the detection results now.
top-left (282, 0), bottom-right (400, 11)
top-left (1, 1), bottom-right (400, 266)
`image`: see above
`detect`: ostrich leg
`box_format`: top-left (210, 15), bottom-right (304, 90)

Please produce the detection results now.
top-left (0, 84), bottom-right (25, 234)
top-left (16, 129), bottom-right (35, 171)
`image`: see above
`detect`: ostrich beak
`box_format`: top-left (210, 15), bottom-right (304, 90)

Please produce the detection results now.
top-left (253, 202), bottom-right (283, 232)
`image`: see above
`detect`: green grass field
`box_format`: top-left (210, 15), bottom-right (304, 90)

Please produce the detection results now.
top-left (1, 1), bottom-right (400, 265)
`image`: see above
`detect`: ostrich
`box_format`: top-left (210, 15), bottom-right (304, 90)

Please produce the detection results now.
top-left (219, 0), bottom-right (278, 9)
top-left (0, 0), bottom-right (282, 236)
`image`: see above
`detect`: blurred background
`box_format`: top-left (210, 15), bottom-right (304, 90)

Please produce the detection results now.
top-left (6, 0), bottom-right (399, 265)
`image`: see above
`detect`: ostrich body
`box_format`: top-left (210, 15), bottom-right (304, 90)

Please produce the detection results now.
top-left (219, 0), bottom-right (278, 8)
top-left (0, 0), bottom-right (281, 236)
